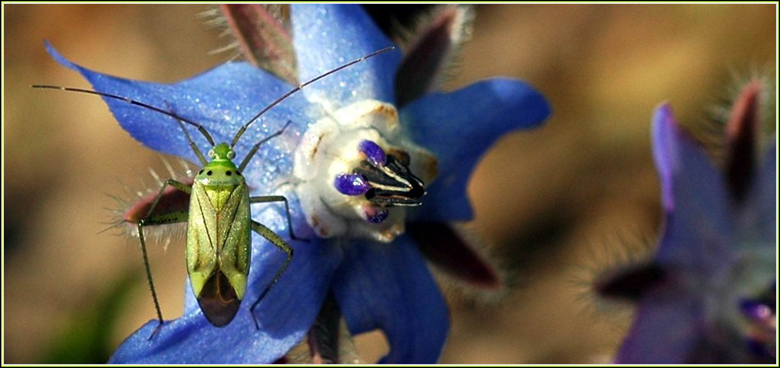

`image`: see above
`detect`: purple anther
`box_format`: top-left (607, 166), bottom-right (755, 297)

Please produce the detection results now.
top-left (363, 205), bottom-right (389, 224)
top-left (358, 140), bottom-right (386, 167)
top-left (334, 173), bottom-right (371, 196)
top-left (740, 299), bottom-right (773, 322)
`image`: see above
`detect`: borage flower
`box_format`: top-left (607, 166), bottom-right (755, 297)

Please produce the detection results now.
top-left (48, 4), bottom-right (550, 364)
top-left (600, 81), bottom-right (776, 363)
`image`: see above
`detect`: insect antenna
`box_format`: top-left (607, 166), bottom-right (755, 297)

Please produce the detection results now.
top-left (31, 85), bottom-right (217, 147)
top-left (229, 46), bottom-right (395, 149)
top-left (238, 120), bottom-right (292, 171)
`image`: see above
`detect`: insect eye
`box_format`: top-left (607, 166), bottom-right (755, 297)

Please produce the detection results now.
top-left (227, 150), bottom-right (236, 159)
top-left (208, 149), bottom-right (216, 158)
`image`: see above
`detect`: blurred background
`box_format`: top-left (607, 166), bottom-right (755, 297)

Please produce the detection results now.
top-left (3, 4), bottom-right (775, 364)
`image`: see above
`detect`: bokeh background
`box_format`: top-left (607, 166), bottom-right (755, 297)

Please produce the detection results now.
top-left (3, 4), bottom-right (776, 364)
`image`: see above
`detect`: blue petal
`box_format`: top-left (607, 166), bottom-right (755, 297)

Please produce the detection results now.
top-left (402, 78), bottom-right (551, 221)
top-left (291, 4), bottom-right (401, 108)
top-left (617, 280), bottom-right (762, 363)
top-left (651, 104), bottom-right (677, 212)
top-left (331, 236), bottom-right (449, 364)
top-left (46, 42), bottom-right (313, 185)
top-left (111, 229), bottom-right (343, 364)
top-left (747, 140), bottom-right (777, 244)
top-left (109, 311), bottom-right (291, 364)
top-left (651, 105), bottom-right (732, 268)
top-left (615, 287), bottom-right (704, 363)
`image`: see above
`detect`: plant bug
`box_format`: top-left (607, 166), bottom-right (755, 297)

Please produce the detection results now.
top-left (34, 46), bottom-right (393, 335)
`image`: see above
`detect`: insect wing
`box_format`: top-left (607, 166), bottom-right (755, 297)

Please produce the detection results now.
top-left (186, 180), bottom-right (251, 326)
top-left (214, 182), bottom-right (252, 303)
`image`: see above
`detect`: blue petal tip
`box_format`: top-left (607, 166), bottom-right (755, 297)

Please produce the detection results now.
top-left (43, 40), bottom-right (79, 71)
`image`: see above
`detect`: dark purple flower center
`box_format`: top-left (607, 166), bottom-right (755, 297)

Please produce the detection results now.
top-left (332, 139), bottom-right (427, 224)
top-left (739, 281), bottom-right (776, 360)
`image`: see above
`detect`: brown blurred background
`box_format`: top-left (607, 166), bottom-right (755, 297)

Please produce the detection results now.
top-left (3, 4), bottom-right (775, 364)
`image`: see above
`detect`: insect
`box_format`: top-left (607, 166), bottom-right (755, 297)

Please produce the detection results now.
top-left (34, 46), bottom-right (393, 335)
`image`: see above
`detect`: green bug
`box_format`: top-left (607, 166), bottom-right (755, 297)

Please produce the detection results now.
top-left (34, 46), bottom-right (392, 334)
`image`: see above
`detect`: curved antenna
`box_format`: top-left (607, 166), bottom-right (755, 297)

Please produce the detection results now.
top-left (31, 85), bottom-right (216, 147)
top-left (229, 46), bottom-right (395, 148)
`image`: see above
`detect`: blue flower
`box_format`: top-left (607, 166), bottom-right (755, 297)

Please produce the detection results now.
top-left (611, 82), bottom-right (776, 363)
top-left (46, 4), bottom-right (550, 364)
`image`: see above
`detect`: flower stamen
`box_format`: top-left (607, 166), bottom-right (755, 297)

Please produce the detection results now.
top-left (293, 100), bottom-right (437, 241)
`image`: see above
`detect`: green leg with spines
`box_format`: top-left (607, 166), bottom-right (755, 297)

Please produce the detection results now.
top-left (249, 195), bottom-right (307, 241)
top-left (248, 220), bottom-right (294, 330)
top-left (136, 179), bottom-right (191, 338)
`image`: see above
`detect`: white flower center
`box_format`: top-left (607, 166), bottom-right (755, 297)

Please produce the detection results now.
top-left (293, 100), bottom-right (437, 242)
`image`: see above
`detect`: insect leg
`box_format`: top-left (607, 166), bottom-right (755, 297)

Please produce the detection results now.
top-left (249, 220), bottom-right (294, 330)
top-left (136, 179), bottom-right (192, 339)
top-left (249, 195), bottom-right (307, 242)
